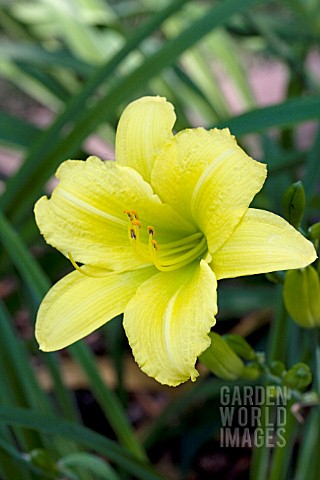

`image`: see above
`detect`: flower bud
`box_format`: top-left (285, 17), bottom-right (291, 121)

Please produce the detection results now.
top-left (283, 363), bottom-right (312, 390)
top-left (241, 362), bottom-right (262, 380)
top-left (308, 222), bottom-right (320, 240)
top-left (199, 332), bottom-right (244, 380)
top-left (282, 181), bottom-right (306, 229)
top-left (269, 360), bottom-right (286, 377)
top-left (223, 334), bottom-right (255, 360)
top-left (283, 265), bottom-right (320, 328)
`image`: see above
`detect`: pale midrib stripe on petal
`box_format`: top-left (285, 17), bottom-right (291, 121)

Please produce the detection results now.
top-left (163, 283), bottom-right (186, 376)
top-left (57, 189), bottom-right (127, 226)
top-left (190, 149), bottom-right (234, 210)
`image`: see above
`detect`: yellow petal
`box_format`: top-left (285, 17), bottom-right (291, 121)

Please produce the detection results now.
top-left (35, 156), bottom-right (194, 271)
top-left (123, 260), bottom-right (217, 386)
top-left (152, 128), bottom-right (267, 252)
top-left (116, 96), bottom-right (176, 183)
top-left (211, 209), bottom-right (317, 279)
top-left (36, 265), bottom-right (156, 351)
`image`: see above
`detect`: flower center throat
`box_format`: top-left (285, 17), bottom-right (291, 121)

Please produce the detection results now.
top-left (124, 209), bottom-right (208, 272)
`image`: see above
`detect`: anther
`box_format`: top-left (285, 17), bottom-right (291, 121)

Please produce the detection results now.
top-left (151, 239), bottom-right (159, 251)
top-left (132, 209), bottom-right (139, 220)
top-left (130, 228), bottom-right (136, 240)
top-left (132, 220), bottom-right (142, 228)
top-left (124, 209), bottom-right (134, 221)
top-left (147, 226), bottom-right (155, 235)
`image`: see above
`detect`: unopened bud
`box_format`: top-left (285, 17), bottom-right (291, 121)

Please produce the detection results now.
top-left (308, 222), bottom-right (320, 240)
top-left (241, 362), bottom-right (262, 380)
top-left (269, 360), bottom-right (286, 377)
top-left (283, 363), bottom-right (312, 390)
top-left (282, 181), bottom-right (306, 229)
top-left (283, 265), bottom-right (320, 328)
top-left (223, 334), bottom-right (255, 360)
top-left (199, 332), bottom-right (244, 380)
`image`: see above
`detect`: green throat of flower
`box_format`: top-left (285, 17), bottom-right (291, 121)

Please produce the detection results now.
top-left (124, 209), bottom-right (208, 272)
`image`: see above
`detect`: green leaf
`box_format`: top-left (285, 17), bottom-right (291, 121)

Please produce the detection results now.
top-left (0, 113), bottom-right (41, 149)
top-left (59, 452), bottom-right (120, 480)
top-left (0, 406), bottom-right (162, 480)
top-left (216, 95), bottom-right (320, 135)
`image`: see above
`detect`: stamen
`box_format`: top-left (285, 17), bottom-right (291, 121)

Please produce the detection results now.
top-left (124, 211), bottom-right (208, 272)
top-left (124, 209), bottom-right (134, 221)
top-left (132, 219), bottom-right (142, 228)
top-left (129, 228), bottom-right (136, 240)
top-left (125, 210), bottom-right (150, 262)
top-left (132, 209), bottom-right (139, 220)
top-left (158, 237), bottom-right (207, 266)
top-left (147, 228), bottom-right (208, 272)
top-left (68, 252), bottom-right (114, 278)
top-left (158, 232), bottom-right (203, 250)
top-left (68, 252), bottom-right (151, 278)
top-left (151, 239), bottom-right (159, 251)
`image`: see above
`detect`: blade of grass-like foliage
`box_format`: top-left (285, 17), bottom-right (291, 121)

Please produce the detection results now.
top-left (0, 406), bottom-right (163, 480)
top-left (294, 410), bottom-right (319, 480)
top-left (0, 344), bottom-right (39, 452)
top-left (162, 10), bottom-right (231, 120)
top-left (216, 95), bottom-right (320, 134)
top-left (0, 302), bottom-right (51, 413)
top-left (1, 0), bottom-right (265, 224)
top-left (59, 452), bottom-right (120, 480)
top-left (0, 436), bottom-right (54, 479)
top-left (0, 210), bottom-right (147, 460)
top-left (249, 403), bottom-right (271, 480)
top-left (0, 42), bottom-right (93, 76)
top-left (268, 405), bottom-right (298, 480)
top-left (0, 211), bottom-right (80, 423)
top-left (0, 61), bottom-right (63, 110)
top-left (68, 341), bottom-right (147, 461)
top-left (0, 113), bottom-right (41, 149)
top-left (0, 431), bottom-right (33, 480)
top-left (0, 301), bottom-right (84, 460)
top-left (303, 125), bottom-right (320, 201)
top-left (206, 28), bottom-right (256, 108)
top-left (143, 378), bottom-right (225, 450)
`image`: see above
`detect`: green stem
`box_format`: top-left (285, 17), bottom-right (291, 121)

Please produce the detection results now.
top-left (249, 401), bottom-right (271, 480)
top-left (267, 288), bottom-right (288, 362)
top-left (268, 403), bottom-right (298, 480)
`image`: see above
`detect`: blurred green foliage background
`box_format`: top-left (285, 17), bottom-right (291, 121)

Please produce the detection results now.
top-left (0, 0), bottom-right (320, 479)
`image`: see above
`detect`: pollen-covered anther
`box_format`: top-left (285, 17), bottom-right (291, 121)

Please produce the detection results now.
top-left (132, 220), bottom-right (142, 228)
top-left (131, 209), bottom-right (139, 220)
top-left (147, 226), bottom-right (155, 236)
top-left (124, 209), bottom-right (134, 221)
top-left (130, 228), bottom-right (136, 240)
top-left (151, 239), bottom-right (159, 251)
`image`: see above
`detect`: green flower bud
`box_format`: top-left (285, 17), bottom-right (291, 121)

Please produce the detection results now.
top-left (283, 363), bottom-right (312, 390)
top-left (269, 360), bottom-right (286, 377)
top-left (241, 362), bottom-right (262, 380)
top-left (199, 332), bottom-right (244, 380)
top-left (282, 181), bottom-right (306, 229)
top-left (283, 266), bottom-right (320, 328)
top-left (308, 222), bottom-right (320, 240)
top-left (223, 334), bottom-right (255, 360)
top-left (29, 449), bottom-right (58, 473)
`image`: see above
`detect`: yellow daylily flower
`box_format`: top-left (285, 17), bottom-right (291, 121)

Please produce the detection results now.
top-left (34, 96), bottom-right (317, 386)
